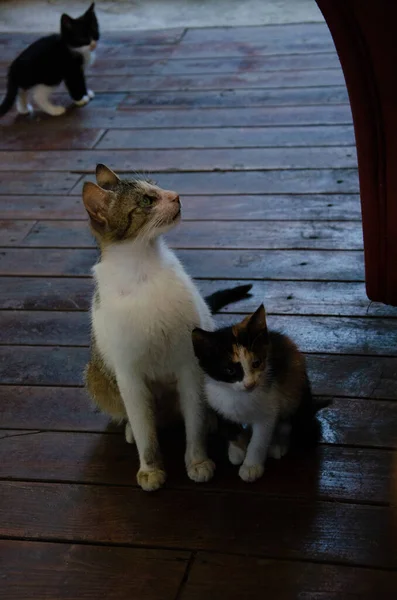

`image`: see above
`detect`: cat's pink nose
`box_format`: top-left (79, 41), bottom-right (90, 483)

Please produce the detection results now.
top-left (244, 381), bottom-right (256, 391)
top-left (165, 191), bottom-right (180, 204)
top-left (90, 41), bottom-right (97, 50)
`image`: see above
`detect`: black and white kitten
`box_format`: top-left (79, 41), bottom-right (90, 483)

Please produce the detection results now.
top-left (0, 3), bottom-right (99, 117)
top-left (193, 304), bottom-right (329, 483)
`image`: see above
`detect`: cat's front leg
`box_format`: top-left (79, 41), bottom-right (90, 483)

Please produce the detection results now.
top-left (239, 414), bottom-right (278, 483)
top-left (65, 70), bottom-right (91, 107)
top-left (117, 371), bottom-right (165, 492)
top-left (178, 366), bottom-right (215, 483)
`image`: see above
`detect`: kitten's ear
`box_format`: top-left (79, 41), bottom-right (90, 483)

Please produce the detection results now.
top-left (83, 182), bottom-right (112, 230)
top-left (192, 328), bottom-right (214, 359)
top-left (96, 164), bottom-right (120, 189)
top-left (87, 3), bottom-right (95, 13)
top-left (248, 304), bottom-right (268, 335)
top-left (61, 14), bottom-right (74, 31)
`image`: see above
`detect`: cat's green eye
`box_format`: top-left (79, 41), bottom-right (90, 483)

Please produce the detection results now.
top-left (140, 195), bottom-right (154, 207)
top-left (252, 359), bottom-right (261, 369)
top-left (225, 364), bottom-right (236, 376)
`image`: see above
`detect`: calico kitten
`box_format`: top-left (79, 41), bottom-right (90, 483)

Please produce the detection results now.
top-left (0, 3), bottom-right (99, 117)
top-left (83, 163), bottom-right (251, 492)
top-left (192, 304), bottom-right (327, 483)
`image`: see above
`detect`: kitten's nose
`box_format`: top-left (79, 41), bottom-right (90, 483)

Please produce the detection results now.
top-left (165, 191), bottom-right (180, 204)
top-left (90, 41), bottom-right (97, 50)
top-left (244, 381), bottom-right (256, 391)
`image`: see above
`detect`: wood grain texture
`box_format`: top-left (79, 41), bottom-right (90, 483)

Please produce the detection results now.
top-left (34, 105), bottom-right (352, 129)
top-left (0, 172), bottom-right (81, 195)
top-left (0, 248), bottom-right (364, 280)
top-left (0, 482), bottom-right (396, 567)
top-left (0, 194), bottom-right (362, 221)
top-left (0, 430), bottom-right (394, 504)
top-left (2, 277), bottom-right (397, 318)
top-left (0, 147), bottom-right (357, 172)
top-left (120, 86), bottom-right (349, 108)
top-left (0, 540), bottom-right (189, 600)
top-left (1, 310), bottom-right (395, 357)
top-left (6, 220), bottom-right (363, 250)
top-left (0, 128), bottom-right (104, 151)
top-left (0, 346), bottom-right (395, 398)
top-left (0, 386), bottom-right (108, 432)
top-left (181, 552), bottom-right (397, 600)
top-left (97, 125), bottom-right (356, 149)
top-left (77, 169), bottom-right (359, 195)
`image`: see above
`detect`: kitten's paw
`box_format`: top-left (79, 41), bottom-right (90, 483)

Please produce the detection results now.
top-left (87, 89), bottom-right (95, 99)
top-left (124, 422), bottom-right (135, 445)
top-left (137, 468), bottom-right (166, 492)
top-left (17, 103), bottom-right (33, 115)
top-left (187, 458), bottom-right (215, 483)
top-left (228, 441), bottom-right (246, 465)
top-left (268, 443), bottom-right (289, 460)
top-left (239, 463), bottom-right (264, 483)
top-left (46, 105), bottom-right (66, 117)
top-left (75, 95), bottom-right (90, 107)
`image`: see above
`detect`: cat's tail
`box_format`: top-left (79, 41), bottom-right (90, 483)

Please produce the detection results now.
top-left (205, 284), bottom-right (252, 314)
top-left (0, 76), bottom-right (18, 117)
top-left (290, 381), bottom-right (332, 450)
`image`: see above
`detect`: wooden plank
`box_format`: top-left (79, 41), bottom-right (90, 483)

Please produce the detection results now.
top-left (0, 386), bottom-right (108, 432)
top-left (319, 398), bottom-right (397, 449)
top-left (64, 69), bottom-right (346, 93)
top-left (181, 552), bottom-right (397, 600)
top-left (0, 346), bottom-right (395, 398)
top-left (0, 481), bottom-right (395, 568)
top-left (92, 58), bottom-right (167, 75)
top-left (97, 125), bottom-right (356, 149)
top-left (0, 430), bottom-right (393, 504)
top-left (0, 221), bottom-right (35, 246)
top-left (120, 86), bottom-right (349, 108)
top-left (9, 220), bottom-right (363, 250)
top-left (0, 172), bottom-right (81, 195)
top-left (1, 386), bottom-right (396, 451)
top-left (162, 53), bottom-right (342, 75)
top-left (0, 194), bottom-right (362, 221)
top-left (3, 277), bottom-right (397, 318)
top-left (181, 23), bottom-right (332, 44)
top-left (0, 540), bottom-right (189, 600)
top-left (0, 248), bottom-right (363, 280)
top-left (77, 169), bottom-right (359, 195)
top-left (0, 128), bottom-right (105, 151)
top-left (0, 147), bottom-right (357, 172)
top-left (1, 311), bottom-right (395, 356)
top-left (22, 105), bottom-right (352, 129)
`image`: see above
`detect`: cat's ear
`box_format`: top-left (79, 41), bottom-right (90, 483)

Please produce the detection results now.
top-left (192, 328), bottom-right (214, 359)
top-left (83, 182), bottom-right (113, 230)
top-left (248, 304), bottom-right (268, 335)
top-left (96, 164), bottom-right (120, 189)
top-left (61, 14), bottom-right (74, 31)
top-left (87, 3), bottom-right (95, 13)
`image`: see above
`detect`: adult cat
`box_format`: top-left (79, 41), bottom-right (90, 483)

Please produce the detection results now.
top-left (0, 3), bottom-right (99, 117)
top-left (83, 164), bottom-right (251, 491)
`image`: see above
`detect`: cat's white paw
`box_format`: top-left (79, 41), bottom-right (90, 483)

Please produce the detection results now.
top-left (268, 443), bottom-right (289, 460)
top-left (124, 422), bottom-right (135, 444)
top-left (137, 468), bottom-right (166, 492)
top-left (75, 95), bottom-right (90, 107)
top-left (228, 441), bottom-right (246, 465)
top-left (239, 463), bottom-right (264, 483)
top-left (87, 89), bottom-right (95, 99)
top-left (46, 105), bottom-right (66, 117)
top-left (187, 458), bottom-right (215, 483)
top-left (17, 102), bottom-right (33, 115)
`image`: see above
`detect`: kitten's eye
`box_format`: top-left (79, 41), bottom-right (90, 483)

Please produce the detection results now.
top-left (225, 364), bottom-right (236, 376)
top-left (252, 359), bottom-right (261, 369)
top-left (140, 195), bottom-right (154, 207)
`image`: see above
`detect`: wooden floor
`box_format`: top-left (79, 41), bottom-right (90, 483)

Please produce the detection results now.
top-left (1, 22), bottom-right (397, 599)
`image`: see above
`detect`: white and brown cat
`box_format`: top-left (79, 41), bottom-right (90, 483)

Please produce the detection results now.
top-left (193, 304), bottom-right (328, 483)
top-left (83, 164), bottom-right (251, 491)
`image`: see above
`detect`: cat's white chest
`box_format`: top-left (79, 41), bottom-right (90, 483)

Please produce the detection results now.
top-left (206, 380), bottom-right (256, 423)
